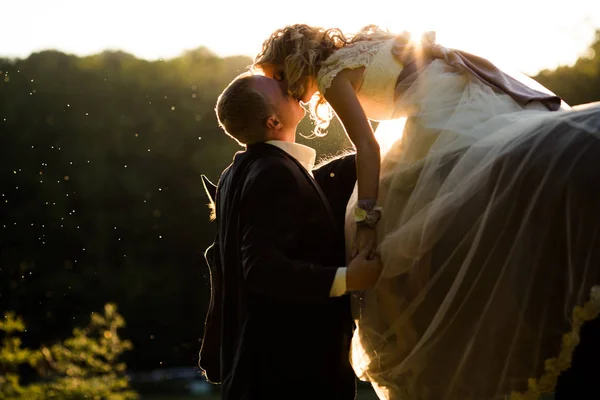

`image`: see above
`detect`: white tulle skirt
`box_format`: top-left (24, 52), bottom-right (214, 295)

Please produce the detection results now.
top-left (345, 61), bottom-right (600, 400)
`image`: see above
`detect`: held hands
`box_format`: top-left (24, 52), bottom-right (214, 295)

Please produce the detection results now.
top-left (346, 247), bottom-right (383, 291)
top-left (347, 200), bottom-right (383, 291)
top-left (352, 199), bottom-right (381, 258)
top-left (352, 225), bottom-right (378, 259)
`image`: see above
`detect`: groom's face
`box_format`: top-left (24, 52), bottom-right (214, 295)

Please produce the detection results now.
top-left (251, 75), bottom-right (305, 129)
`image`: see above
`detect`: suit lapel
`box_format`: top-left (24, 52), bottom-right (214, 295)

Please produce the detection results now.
top-left (250, 143), bottom-right (338, 233)
top-left (287, 155), bottom-right (338, 232)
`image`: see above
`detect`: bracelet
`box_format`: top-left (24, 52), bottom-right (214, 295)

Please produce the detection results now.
top-left (357, 198), bottom-right (378, 211)
top-left (354, 205), bottom-right (383, 228)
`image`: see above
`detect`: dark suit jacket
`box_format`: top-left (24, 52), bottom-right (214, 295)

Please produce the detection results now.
top-left (313, 151), bottom-right (358, 235)
top-left (199, 143), bottom-right (357, 400)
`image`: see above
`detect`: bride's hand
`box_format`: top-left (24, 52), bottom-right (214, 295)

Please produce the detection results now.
top-left (353, 225), bottom-right (377, 259)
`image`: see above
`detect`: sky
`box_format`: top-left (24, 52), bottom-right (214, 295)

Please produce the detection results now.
top-left (1, 0), bottom-right (599, 75)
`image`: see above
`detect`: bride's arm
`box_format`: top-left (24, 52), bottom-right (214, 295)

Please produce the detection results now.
top-left (324, 68), bottom-right (380, 206)
top-left (324, 68), bottom-right (380, 255)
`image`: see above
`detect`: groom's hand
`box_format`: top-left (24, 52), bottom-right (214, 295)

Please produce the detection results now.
top-left (352, 225), bottom-right (377, 259)
top-left (346, 248), bottom-right (383, 291)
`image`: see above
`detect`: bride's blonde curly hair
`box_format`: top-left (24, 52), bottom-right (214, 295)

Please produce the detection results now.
top-left (253, 24), bottom-right (394, 136)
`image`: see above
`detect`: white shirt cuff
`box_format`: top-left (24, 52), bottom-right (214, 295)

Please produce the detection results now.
top-left (329, 267), bottom-right (347, 297)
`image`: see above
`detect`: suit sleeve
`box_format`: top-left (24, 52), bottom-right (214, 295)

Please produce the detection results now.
top-left (240, 161), bottom-right (339, 302)
top-left (313, 152), bottom-right (357, 190)
top-left (314, 154), bottom-right (356, 298)
top-left (198, 238), bottom-right (222, 383)
top-left (313, 153), bottom-right (357, 222)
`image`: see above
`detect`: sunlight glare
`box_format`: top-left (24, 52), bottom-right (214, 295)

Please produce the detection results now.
top-left (375, 118), bottom-right (407, 157)
top-left (0, 1), bottom-right (598, 75)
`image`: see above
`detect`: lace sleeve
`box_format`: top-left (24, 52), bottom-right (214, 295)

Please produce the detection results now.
top-left (317, 40), bottom-right (385, 95)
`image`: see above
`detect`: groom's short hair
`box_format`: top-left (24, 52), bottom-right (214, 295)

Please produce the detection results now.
top-left (215, 72), bottom-right (274, 146)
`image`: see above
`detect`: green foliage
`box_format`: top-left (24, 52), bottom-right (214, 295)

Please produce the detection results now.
top-left (0, 46), bottom-right (350, 371)
top-left (533, 29), bottom-right (600, 106)
top-left (0, 304), bottom-right (138, 400)
top-left (0, 48), bottom-right (254, 370)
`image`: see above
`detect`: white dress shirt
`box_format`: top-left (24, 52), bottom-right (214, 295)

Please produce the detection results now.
top-left (265, 140), bottom-right (347, 297)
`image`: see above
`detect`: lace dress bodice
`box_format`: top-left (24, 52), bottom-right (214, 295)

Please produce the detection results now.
top-left (317, 38), bottom-right (404, 121)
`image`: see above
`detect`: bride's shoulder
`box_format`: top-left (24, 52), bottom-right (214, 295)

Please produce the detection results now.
top-left (317, 39), bottom-right (390, 94)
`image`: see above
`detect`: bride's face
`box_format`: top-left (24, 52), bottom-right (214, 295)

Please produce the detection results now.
top-left (260, 64), bottom-right (317, 104)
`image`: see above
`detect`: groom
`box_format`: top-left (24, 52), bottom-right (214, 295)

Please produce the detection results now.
top-left (199, 72), bottom-right (382, 400)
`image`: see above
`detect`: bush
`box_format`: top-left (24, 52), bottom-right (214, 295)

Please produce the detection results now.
top-left (0, 303), bottom-right (138, 399)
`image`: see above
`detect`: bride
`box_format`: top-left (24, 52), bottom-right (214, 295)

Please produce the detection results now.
top-left (253, 24), bottom-right (600, 399)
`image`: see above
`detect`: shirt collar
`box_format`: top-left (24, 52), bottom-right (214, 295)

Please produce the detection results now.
top-left (265, 140), bottom-right (316, 173)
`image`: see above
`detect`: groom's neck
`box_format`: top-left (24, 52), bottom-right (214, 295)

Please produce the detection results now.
top-left (264, 129), bottom-right (297, 143)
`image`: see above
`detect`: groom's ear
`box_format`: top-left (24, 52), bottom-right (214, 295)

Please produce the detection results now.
top-left (266, 115), bottom-right (283, 131)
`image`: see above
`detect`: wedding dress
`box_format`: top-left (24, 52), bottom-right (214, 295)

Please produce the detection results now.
top-left (316, 33), bottom-right (600, 399)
